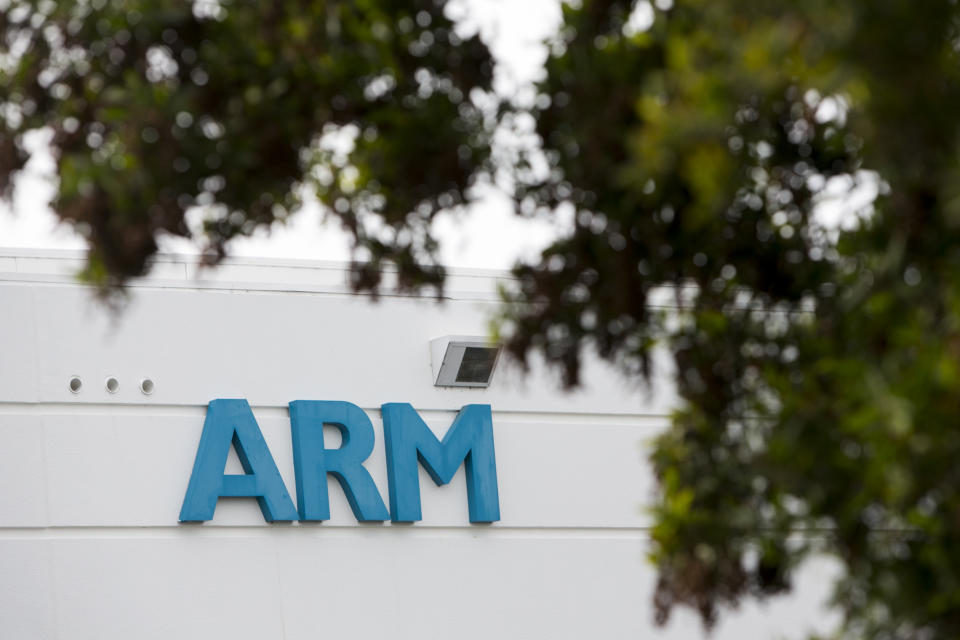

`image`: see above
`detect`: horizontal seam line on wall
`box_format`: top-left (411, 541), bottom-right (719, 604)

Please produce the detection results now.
top-left (0, 401), bottom-right (672, 420)
top-left (0, 525), bottom-right (918, 542)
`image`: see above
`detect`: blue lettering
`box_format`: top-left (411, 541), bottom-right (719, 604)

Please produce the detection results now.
top-left (180, 399), bottom-right (298, 522)
top-left (382, 403), bottom-right (500, 523)
top-left (180, 400), bottom-right (499, 524)
top-left (289, 400), bottom-right (389, 522)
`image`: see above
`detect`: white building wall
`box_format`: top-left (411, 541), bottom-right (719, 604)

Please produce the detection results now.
top-left (0, 250), bottom-right (838, 639)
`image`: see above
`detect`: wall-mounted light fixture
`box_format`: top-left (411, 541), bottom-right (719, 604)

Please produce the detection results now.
top-left (430, 336), bottom-right (501, 388)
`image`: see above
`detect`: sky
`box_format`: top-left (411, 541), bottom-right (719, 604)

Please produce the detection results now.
top-left (0, 0), bottom-right (874, 270)
top-left (0, 0), bottom-right (571, 271)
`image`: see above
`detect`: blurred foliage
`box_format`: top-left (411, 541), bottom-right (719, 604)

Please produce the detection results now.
top-left (0, 0), bottom-right (494, 290)
top-left (5, 0), bottom-right (960, 637)
top-left (499, 0), bottom-right (960, 637)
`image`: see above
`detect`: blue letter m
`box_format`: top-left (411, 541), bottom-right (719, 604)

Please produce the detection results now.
top-left (382, 403), bottom-right (499, 523)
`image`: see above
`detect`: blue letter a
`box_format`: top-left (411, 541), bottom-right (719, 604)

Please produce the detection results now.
top-left (382, 403), bottom-right (499, 523)
top-left (180, 399), bottom-right (298, 522)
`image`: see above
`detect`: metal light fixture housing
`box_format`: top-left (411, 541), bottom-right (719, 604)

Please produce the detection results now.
top-left (430, 336), bottom-right (502, 388)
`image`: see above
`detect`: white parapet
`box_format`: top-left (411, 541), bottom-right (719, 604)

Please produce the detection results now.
top-left (0, 249), bottom-right (838, 640)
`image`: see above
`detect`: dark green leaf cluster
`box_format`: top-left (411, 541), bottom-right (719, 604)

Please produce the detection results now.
top-left (0, 0), bottom-right (494, 291)
top-left (500, 1), bottom-right (960, 637)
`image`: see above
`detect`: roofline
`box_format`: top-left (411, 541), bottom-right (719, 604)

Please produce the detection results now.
top-left (0, 247), bottom-right (517, 279)
top-left (0, 247), bottom-right (518, 301)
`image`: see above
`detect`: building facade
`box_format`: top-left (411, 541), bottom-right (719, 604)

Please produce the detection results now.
top-left (0, 250), bottom-right (836, 638)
